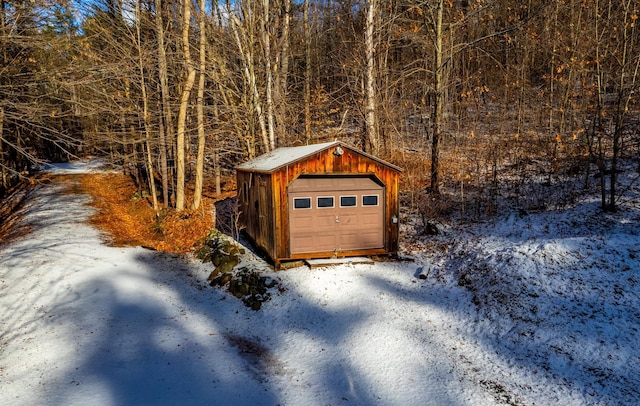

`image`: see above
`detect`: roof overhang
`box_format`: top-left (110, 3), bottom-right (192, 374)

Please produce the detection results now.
top-left (236, 141), bottom-right (402, 174)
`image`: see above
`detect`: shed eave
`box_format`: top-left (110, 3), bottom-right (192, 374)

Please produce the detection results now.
top-left (235, 141), bottom-right (340, 173)
top-left (235, 141), bottom-right (403, 174)
top-left (235, 167), bottom-right (275, 175)
top-left (341, 144), bottom-right (403, 173)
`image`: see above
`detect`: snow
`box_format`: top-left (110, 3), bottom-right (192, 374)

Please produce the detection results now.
top-left (234, 141), bottom-right (401, 173)
top-left (1, 159), bottom-right (639, 405)
top-left (235, 141), bottom-right (340, 172)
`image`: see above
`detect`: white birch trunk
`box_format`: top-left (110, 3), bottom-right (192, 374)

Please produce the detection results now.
top-left (192, 0), bottom-right (207, 210)
top-left (229, 7), bottom-right (271, 152)
top-left (262, 0), bottom-right (276, 149)
top-left (176, 0), bottom-right (197, 211)
top-left (365, 0), bottom-right (378, 154)
top-left (154, 0), bottom-right (171, 207)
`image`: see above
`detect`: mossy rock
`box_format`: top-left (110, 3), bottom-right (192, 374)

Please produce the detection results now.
top-left (209, 266), bottom-right (280, 311)
top-left (195, 245), bottom-right (212, 262)
top-left (218, 239), bottom-right (234, 252)
top-left (231, 282), bottom-right (245, 298)
top-left (216, 255), bottom-right (239, 274)
top-left (212, 253), bottom-right (223, 267)
top-left (208, 267), bottom-right (221, 281)
top-left (244, 296), bottom-right (262, 311)
top-left (211, 272), bottom-right (234, 287)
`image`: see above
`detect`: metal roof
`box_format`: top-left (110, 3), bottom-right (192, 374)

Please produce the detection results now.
top-left (236, 141), bottom-right (402, 173)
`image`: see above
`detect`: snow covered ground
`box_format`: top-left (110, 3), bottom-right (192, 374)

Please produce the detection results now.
top-left (0, 161), bottom-right (638, 405)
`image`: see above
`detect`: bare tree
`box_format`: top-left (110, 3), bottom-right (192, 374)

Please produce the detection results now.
top-left (303, 0), bottom-right (312, 143)
top-left (587, 0), bottom-right (640, 211)
top-left (175, 0), bottom-right (196, 211)
top-left (261, 0), bottom-right (276, 149)
top-left (154, 0), bottom-right (171, 207)
top-left (275, 0), bottom-right (291, 143)
top-left (192, 0), bottom-right (207, 210)
top-left (430, 0), bottom-right (444, 194)
top-left (364, 0), bottom-right (379, 154)
top-left (135, 0), bottom-right (158, 212)
top-left (227, 0), bottom-right (271, 153)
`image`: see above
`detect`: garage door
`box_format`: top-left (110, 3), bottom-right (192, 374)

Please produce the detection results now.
top-left (288, 177), bottom-right (384, 255)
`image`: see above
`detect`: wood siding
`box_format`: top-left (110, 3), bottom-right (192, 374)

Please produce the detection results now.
top-left (237, 171), bottom-right (277, 260)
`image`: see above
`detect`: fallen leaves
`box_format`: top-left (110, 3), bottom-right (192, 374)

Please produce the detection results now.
top-left (63, 172), bottom-right (215, 254)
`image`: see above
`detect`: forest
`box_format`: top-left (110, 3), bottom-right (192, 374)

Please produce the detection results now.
top-left (1, 0), bottom-right (639, 220)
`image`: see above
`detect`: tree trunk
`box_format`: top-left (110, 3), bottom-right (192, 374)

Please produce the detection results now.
top-left (594, 0), bottom-right (606, 210)
top-left (0, 1), bottom-right (5, 189)
top-left (431, 0), bottom-right (444, 194)
top-left (262, 0), bottom-right (276, 149)
top-left (176, 0), bottom-right (196, 211)
top-left (215, 152), bottom-right (221, 196)
top-left (364, 0), bottom-right (378, 154)
top-left (136, 0), bottom-right (158, 212)
top-left (303, 0), bottom-right (311, 143)
top-left (154, 0), bottom-right (171, 207)
top-left (276, 0), bottom-right (291, 144)
top-left (228, 2), bottom-right (271, 153)
top-left (0, 105), bottom-right (6, 190)
top-left (192, 0), bottom-right (207, 210)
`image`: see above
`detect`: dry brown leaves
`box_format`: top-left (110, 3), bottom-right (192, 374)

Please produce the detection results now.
top-left (71, 173), bottom-right (215, 254)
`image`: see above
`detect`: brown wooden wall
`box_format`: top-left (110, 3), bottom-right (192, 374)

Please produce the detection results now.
top-left (237, 170), bottom-right (277, 260)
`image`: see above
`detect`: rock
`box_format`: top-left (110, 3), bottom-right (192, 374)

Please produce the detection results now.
top-left (206, 237), bottom-right (219, 248)
top-left (209, 265), bottom-right (281, 311)
top-left (232, 289), bottom-right (244, 299)
top-left (216, 255), bottom-right (239, 274)
top-left (195, 245), bottom-right (212, 262)
top-left (219, 272), bottom-right (233, 285)
top-left (208, 267), bottom-right (220, 281)
top-left (212, 253), bottom-right (223, 267)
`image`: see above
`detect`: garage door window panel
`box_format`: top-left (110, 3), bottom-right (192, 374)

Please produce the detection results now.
top-left (340, 195), bottom-right (357, 207)
top-left (362, 194), bottom-right (379, 206)
top-left (317, 196), bottom-right (335, 208)
top-left (293, 197), bottom-right (312, 209)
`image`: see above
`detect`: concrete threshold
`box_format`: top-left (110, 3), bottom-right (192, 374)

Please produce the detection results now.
top-left (305, 257), bottom-right (375, 268)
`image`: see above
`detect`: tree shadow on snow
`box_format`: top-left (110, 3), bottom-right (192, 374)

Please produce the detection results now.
top-left (397, 196), bottom-right (640, 404)
top-left (7, 172), bottom-right (638, 405)
top-left (43, 250), bottom-right (281, 406)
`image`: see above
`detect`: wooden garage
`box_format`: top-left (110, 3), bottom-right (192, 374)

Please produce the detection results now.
top-left (236, 141), bottom-right (402, 267)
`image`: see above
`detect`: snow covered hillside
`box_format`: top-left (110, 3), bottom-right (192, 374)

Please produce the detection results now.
top-left (0, 161), bottom-right (638, 405)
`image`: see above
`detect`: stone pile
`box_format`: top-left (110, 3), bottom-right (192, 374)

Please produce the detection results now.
top-left (196, 232), bottom-right (279, 310)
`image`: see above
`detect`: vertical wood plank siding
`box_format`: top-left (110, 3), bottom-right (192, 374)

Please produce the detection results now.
top-left (237, 171), bottom-right (278, 261)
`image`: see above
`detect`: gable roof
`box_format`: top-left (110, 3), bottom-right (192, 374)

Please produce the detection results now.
top-left (236, 141), bottom-right (402, 173)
